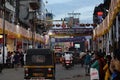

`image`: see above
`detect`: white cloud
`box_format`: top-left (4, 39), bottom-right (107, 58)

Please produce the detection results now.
top-left (53, 5), bottom-right (95, 22)
top-left (46, 0), bottom-right (72, 5)
top-left (75, 6), bottom-right (95, 13)
top-left (46, 0), bottom-right (103, 23)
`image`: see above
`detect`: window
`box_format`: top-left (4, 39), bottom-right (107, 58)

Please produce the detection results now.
top-left (31, 55), bottom-right (45, 63)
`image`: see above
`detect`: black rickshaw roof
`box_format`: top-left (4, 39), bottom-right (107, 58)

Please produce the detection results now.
top-left (26, 48), bottom-right (53, 55)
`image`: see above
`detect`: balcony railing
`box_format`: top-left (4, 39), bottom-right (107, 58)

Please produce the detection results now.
top-left (0, 18), bottom-right (44, 43)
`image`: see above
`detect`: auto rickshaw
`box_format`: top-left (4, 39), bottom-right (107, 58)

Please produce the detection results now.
top-left (24, 48), bottom-right (56, 80)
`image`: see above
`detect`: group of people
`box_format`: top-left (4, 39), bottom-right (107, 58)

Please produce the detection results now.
top-left (0, 50), bottom-right (26, 72)
top-left (83, 49), bottom-right (120, 80)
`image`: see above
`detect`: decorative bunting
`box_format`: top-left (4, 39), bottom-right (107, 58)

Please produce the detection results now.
top-left (46, 23), bottom-right (97, 27)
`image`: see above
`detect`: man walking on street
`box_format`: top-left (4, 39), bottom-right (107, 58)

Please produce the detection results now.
top-left (84, 51), bottom-right (91, 76)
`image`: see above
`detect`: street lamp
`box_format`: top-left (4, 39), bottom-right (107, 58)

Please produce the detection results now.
top-left (32, 11), bottom-right (37, 49)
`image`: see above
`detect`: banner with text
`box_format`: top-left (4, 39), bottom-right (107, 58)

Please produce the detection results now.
top-left (55, 37), bottom-right (86, 42)
top-left (51, 28), bottom-right (93, 36)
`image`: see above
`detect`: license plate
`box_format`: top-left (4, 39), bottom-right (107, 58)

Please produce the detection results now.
top-left (47, 74), bottom-right (53, 77)
top-left (33, 73), bottom-right (44, 77)
top-left (66, 64), bottom-right (69, 65)
top-left (30, 77), bottom-right (45, 80)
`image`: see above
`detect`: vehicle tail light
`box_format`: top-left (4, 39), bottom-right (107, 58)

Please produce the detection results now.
top-left (48, 68), bottom-right (52, 73)
top-left (25, 68), bottom-right (28, 76)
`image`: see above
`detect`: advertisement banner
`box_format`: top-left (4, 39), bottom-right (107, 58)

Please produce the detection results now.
top-left (51, 28), bottom-right (93, 36)
top-left (55, 37), bottom-right (86, 42)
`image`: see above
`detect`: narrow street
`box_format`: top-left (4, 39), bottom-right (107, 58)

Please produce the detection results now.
top-left (0, 64), bottom-right (90, 80)
top-left (0, 68), bottom-right (24, 80)
top-left (56, 64), bottom-right (90, 80)
top-left (0, 0), bottom-right (119, 80)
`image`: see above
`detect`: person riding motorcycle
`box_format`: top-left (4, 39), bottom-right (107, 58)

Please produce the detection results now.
top-left (64, 52), bottom-right (72, 61)
top-left (62, 52), bottom-right (73, 67)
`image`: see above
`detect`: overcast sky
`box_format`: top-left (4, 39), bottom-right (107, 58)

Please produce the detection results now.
top-left (45, 0), bottom-right (103, 23)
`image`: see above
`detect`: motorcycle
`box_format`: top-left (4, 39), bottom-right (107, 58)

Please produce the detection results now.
top-left (64, 60), bottom-right (73, 69)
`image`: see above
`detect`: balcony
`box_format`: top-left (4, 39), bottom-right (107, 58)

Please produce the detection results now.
top-left (29, 0), bottom-right (40, 10)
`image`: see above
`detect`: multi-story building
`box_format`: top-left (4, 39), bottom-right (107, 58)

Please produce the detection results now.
top-left (0, 0), bottom-right (15, 23)
top-left (93, 0), bottom-right (120, 54)
top-left (64, 17), bottom-right (80, 28)
top-left (93, 0), bottom-right (111, 25)
top-left (46, 12), bottom-right (54, 30)
top-left (0, 0), bottom-right (46, 52)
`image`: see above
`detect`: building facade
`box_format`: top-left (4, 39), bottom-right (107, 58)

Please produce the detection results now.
top-left (93, 0), bottom-right (120, 55)
top-left (0, 0), bottom-right (46, 52)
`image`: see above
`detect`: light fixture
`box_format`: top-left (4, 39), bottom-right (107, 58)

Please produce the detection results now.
top-left (0, 35), bottom-right (3, 38)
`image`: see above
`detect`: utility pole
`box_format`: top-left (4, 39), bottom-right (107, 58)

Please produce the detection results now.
top-left (29, 1), bottom-right (39, 49)
top-left (32, 11), bottom-right (36, 49)
top-left (15, 0), bottom-right (19, 24)
top-left (2, 0), bottom-right (5, 67)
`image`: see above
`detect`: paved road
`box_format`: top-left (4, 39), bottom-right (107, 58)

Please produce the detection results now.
top-left (0, 64), bottom-right (90, 80)
top-left (0, 68), bottom-right (24, 80)
top-left (56, 64), bottom-right (90, 80)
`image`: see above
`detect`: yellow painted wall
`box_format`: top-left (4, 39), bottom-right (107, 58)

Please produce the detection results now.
top-left (7, 38), bottom-right (14, 52)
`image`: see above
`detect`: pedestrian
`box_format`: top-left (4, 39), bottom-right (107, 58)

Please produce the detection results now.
top-left (110, 49), bottom-right (120, 80)
top-left (23, 50), bottom-right (27, 65)
top-left (11, 51), bottom-right (15, 68)
top-left (19, 51), bottom-right (24, 67)
top-left (91, 51), bottom-right (106, 80)
top-left (84, 50), bottom-right (91, 76)
top-left (103, 55), bottom-right (112, 80)
top-left (13, 51), bottom-right (20, 70)
top-left (0, 51), bottom-right (3, 73)
top-left (80, 52), bottom-right (86, 67)
top-left (6, 51), bottom-right (11, 68)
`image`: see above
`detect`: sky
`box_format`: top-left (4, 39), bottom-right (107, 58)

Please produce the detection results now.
top-left (45, 0), bottom-right (103, 23)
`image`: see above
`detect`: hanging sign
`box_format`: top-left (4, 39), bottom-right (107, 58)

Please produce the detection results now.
top-left (55, 37), bottom-right (86, 42)
top-left (50, 28), bottom-right (93, 36)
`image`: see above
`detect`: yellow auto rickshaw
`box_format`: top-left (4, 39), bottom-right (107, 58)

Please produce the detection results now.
top-left (24, 48), bottom-right (56, 80)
